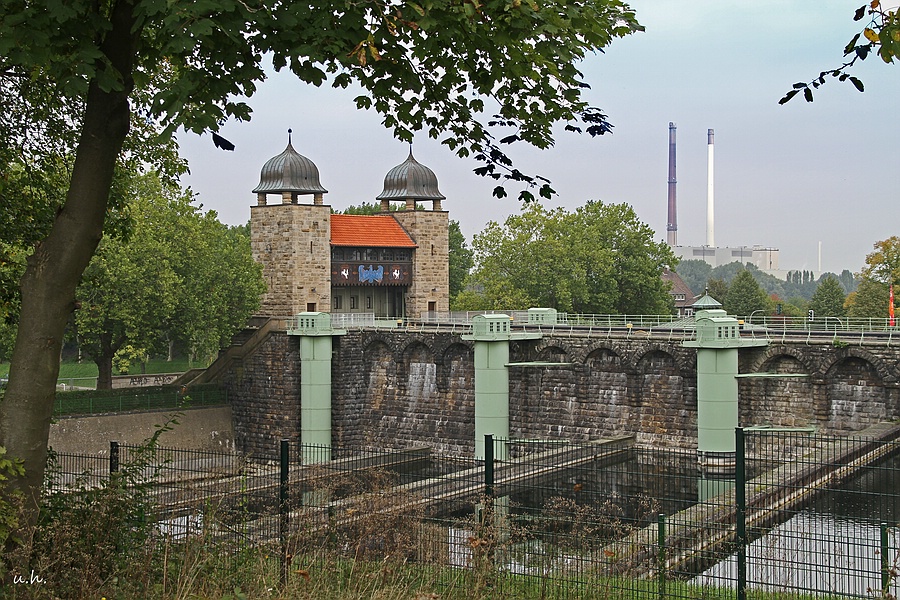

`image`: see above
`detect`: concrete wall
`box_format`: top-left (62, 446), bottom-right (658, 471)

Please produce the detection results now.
top-left (49, 406), bottom-right (235, 456)
top-left (223, 329), bottom-right (900, 459)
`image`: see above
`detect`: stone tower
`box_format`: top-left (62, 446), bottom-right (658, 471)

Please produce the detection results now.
top-left (376, 150), bottom-right (450, 317)
top-left (251, 132), bottom-right (331, 316)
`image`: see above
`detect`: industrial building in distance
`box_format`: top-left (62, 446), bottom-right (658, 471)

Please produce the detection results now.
top-left (664, 122), bottom-right (788, 278)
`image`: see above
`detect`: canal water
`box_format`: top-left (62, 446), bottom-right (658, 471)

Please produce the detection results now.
top-left (695, 512), bottom-right (899, 596)
top-left (502, 445), bottom-right (899, 595)
top-left (694, 452), bottom-right (900, 596)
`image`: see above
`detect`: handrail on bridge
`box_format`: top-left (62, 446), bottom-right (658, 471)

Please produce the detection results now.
top-left (284, 311), bottom-right (897, 346)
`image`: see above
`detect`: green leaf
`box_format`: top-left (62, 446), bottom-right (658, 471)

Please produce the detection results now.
top-left (462, 201), bottom-right (676, 314)
top-left (778, 89), bottom-right (800, 105)
top-left (844, 33), bottom-right (861, 54)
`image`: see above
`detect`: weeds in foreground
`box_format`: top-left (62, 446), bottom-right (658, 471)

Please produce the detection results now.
top-left (870, 542), bottom-right (899, 600)
top-left (2, 415), bottom-right (173, 599)
top-left (0, 446), bottom-right (25, 552)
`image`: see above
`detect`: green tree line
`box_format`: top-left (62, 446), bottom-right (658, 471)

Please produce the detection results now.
top-left (453, 201), bottom-right (676, 315)
top-left (1, 172), bottom-right (264, 387)
top-left (674, 236), bottom-right (900, 320)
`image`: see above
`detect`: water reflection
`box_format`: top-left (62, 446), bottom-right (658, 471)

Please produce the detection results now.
top-left (694, 452), bottom-right (900, 595)
top-left (695, 512), bottom-right (899, 597)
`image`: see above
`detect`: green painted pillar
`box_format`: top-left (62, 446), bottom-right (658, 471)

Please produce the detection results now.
top-left (464, 315), bottom-right (515, 461)
top-left (463, 314), bottom-right (542, 461)
top-left (474, 339), bottom-right (510, 460)
top-left (300, 335), bottom-right (333, 464)
top-left (696, 347), bottom-right (739, 454)
top-left (288, 313), bottom-right (346, 465)
top-left (683, 295), bottom-right (767, 472)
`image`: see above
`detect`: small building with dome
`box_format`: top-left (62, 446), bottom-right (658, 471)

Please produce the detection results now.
top-left (250, 136), bottom-right (449, 319)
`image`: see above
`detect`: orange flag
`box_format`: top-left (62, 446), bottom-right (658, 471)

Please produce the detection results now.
top-left (890, 284), bottom-right (895, 327)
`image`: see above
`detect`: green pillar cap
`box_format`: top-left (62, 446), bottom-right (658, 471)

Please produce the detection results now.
top-left (288, 312), bottom-right (346, 336)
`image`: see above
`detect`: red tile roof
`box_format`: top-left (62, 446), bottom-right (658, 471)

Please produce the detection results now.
top-left (330, 214), bottom-right (417, 248)
top-left (662, 269), bottom-right (696, 306)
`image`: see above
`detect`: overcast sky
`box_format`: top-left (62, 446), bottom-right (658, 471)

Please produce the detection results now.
top-left (178, 1), bottom-right (899, 276)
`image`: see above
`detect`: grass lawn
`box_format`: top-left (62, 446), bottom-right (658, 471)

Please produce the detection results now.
top-left (0, 357), bottom-right (205, 381)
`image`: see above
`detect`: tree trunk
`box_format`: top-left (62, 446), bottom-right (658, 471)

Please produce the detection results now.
top-left (0, 0), bottom-right (140, 526)
top-left (94, 331), bottom-right (118, 390)
top-left (96, 357), bottom-right (115, 391)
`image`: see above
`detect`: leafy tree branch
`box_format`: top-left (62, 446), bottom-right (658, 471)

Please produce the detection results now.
top-left (780, 1), bottom-right (898, 104)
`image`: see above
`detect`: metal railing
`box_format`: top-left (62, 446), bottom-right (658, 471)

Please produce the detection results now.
top-left (52, 384), bottom-right (228, 416)
top-left (289, 311), bottom-right (899, 346)
top-left (741, 314), bottom-right (899, 332)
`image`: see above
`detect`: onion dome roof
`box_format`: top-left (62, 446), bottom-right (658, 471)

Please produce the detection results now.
top-left (252, 131), bottom-right (327, 195)
top-left (376, 149), bottom-right (445, 201)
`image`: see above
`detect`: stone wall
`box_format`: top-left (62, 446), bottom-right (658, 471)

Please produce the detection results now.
top-left (391, 210), bottom-right (449, 317)
top-left (222, 332), bottom-right (301, 460)
top-left (738, 343), bottom-right (900, 434)
top-left (507, 338), bottom-right (698, 448)
top-left (330, 331), bottom-right (475, 457)
top-left (223, 330), bottom-right (900, 459)
top-left (251, 204), bottom-right (449, 319)
top-left (251, 203), bottom-right (331, 316)
top-left (50, 406), bottom-right (234, 456)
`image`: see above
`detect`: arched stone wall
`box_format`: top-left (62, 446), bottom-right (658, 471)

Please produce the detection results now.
top-left (365, 340), bottom-right (395, 412)
top-left (583, 347), bottom-right (630, 436)
top-left (439, 342), bottom-right (474, 397)
top-left (510, 345), bottom-right (579, 440)
top-left (825, 356), bottom-right (889, 433)
top-left (740, 353), bottom-right (815, 428)
top-left (740, 344), bottom-right (900, 434)
top-left (436, 343), bottom-right (475, 454)
top-left (634, 349), bottom-right (690, 446)
top-left (224, 330), bottom-right (900, 458)
top-left (401, 341), bottom-right (437, 398)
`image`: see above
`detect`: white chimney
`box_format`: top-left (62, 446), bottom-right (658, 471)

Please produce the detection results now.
top-left (818, 241), bottom-right (822, 275)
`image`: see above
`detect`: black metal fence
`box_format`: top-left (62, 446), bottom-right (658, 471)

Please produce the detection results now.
top-left (46, 428), bottom-right (900, 598)
top-left (52, 383), bottom-right (227, 416)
